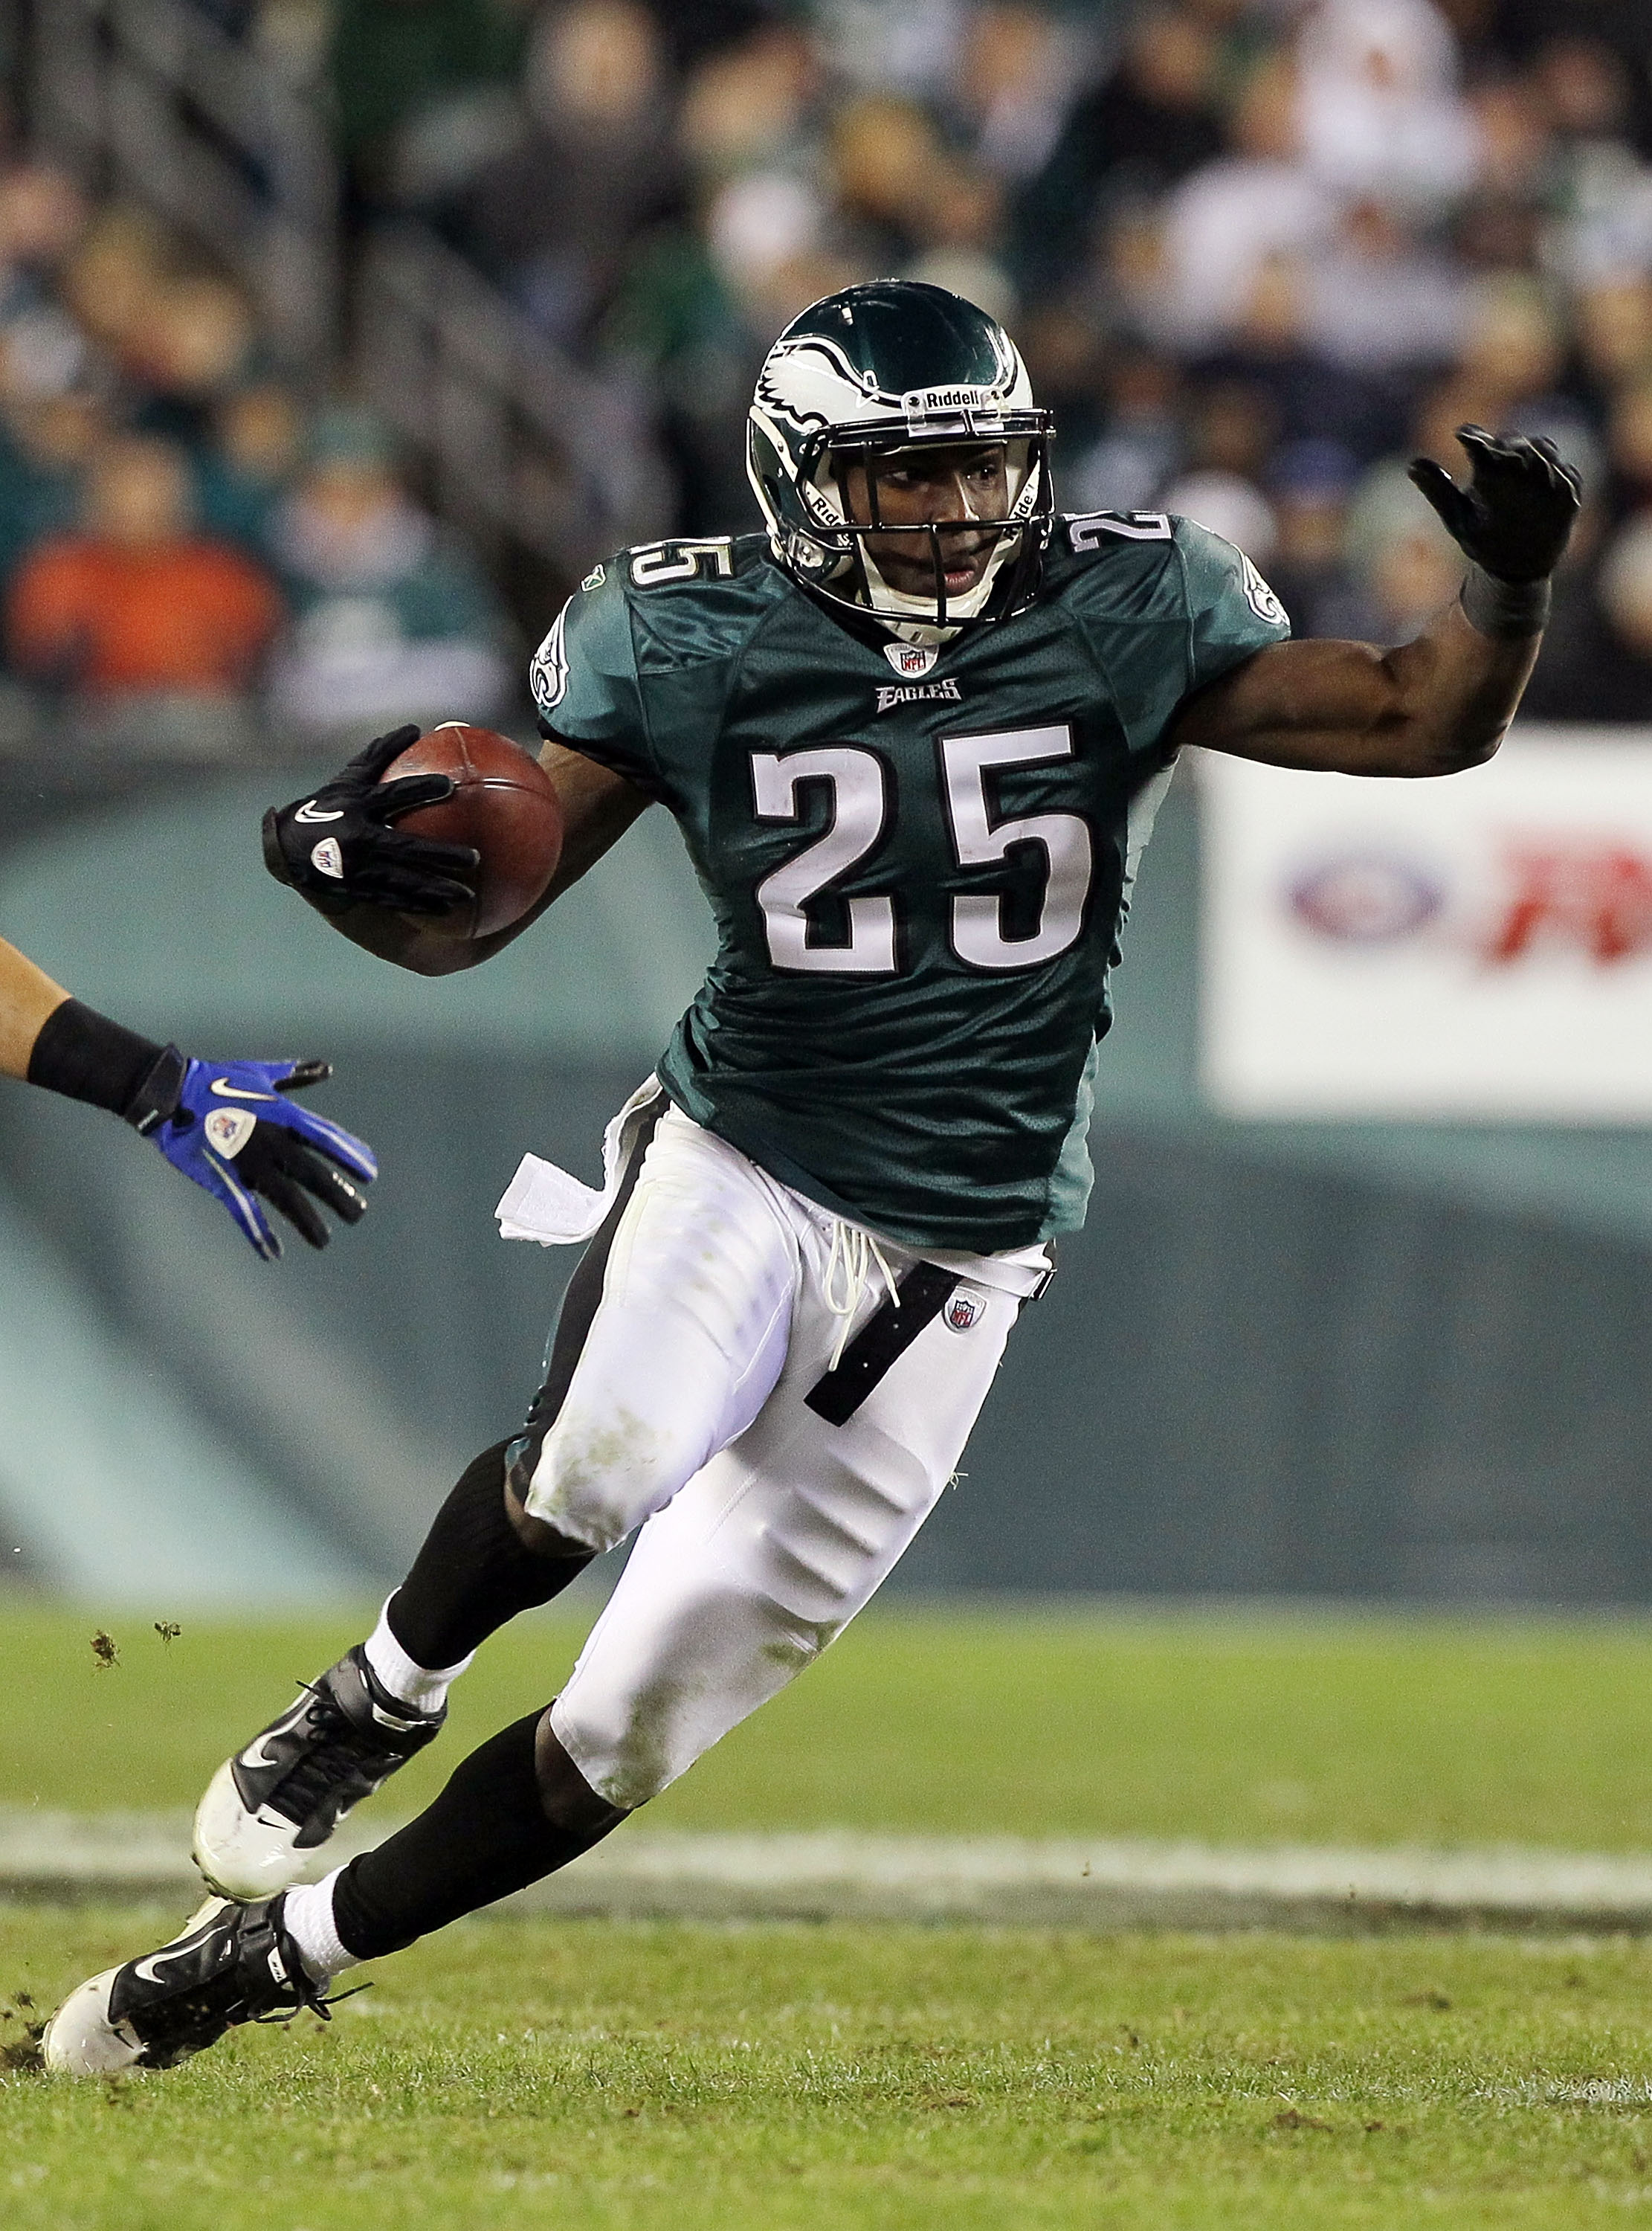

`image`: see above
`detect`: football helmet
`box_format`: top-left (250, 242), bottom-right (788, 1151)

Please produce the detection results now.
top-left (747, 280), bottom-right (1054, 642)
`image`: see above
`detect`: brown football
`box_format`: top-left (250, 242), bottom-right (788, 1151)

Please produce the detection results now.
top-left (382, 723), bottom-right (564, 939)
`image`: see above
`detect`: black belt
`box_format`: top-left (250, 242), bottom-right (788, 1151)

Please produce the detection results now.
top-left (804, 1261), bottom-right (961, 1427)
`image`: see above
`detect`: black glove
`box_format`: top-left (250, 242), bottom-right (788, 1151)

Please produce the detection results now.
top-left (1407, 425), bottom-right (1581, 584)
top-left (262, 725), bottom-right (480, 917)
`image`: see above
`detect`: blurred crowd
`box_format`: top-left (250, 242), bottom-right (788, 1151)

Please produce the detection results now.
top-left (0, 152), bottom-right (512, 763)
top-left (5, 0), bottom-right (1652, 750)
top-left (342, 0), bottom-right (1652, 721)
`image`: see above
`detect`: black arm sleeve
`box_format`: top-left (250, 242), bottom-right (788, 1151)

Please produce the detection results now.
top-left (25, 997), bottom-right (165, 1117)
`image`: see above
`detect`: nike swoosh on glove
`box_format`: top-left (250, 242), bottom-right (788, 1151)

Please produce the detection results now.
top-left (126, 1052), bottom-right (379, 1261)
top-left (262, 724), bottom-right (480, 918)
top-left (1407, 425), bottom-right (1582, 582)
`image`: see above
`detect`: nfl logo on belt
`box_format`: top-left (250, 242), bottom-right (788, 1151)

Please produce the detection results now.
top-left (944, 1287), bottom-right (986, 1333)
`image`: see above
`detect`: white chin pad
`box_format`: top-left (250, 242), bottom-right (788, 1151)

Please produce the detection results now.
top-left (859, 532), bottom-right (1016, 626)
top-left (814, 442), bottom-right (1035, 625)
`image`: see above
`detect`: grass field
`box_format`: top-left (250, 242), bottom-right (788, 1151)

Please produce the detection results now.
top-left (8, 1601), bottom-right (1652, 2227)
top-left (6, 1599), bottom-right (1652, 1844)
top-left (7, 1913), bottom-right (1652, 2228)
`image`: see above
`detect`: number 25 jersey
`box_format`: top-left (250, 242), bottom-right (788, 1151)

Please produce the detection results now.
top-left (532, 514), bottom-right (1287, 1255)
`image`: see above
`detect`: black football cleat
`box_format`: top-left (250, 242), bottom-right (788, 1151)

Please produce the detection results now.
top-left (193, 1645), bottom-right (444, 1899)
top-left (43, 1894), bottom-right (333, 2075)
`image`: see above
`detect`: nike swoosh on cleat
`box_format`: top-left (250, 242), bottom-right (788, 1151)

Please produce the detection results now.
top-left (210, 1080), bottom-right (277, 1102)
top-left (127, 1937), bottom-right (220, 1987)
top-left (129, 1952), bottom-right (182, 1986)
top-left (293, 801), bottom-right (345, 823)
top-left (239, 1702), bottom-right (312, 1771)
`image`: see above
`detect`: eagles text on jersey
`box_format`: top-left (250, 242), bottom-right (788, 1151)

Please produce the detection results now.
top-left (532, 512), bottom-right (1288, 1252)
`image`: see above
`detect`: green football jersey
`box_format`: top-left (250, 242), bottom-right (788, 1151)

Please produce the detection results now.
top-left (532, 513), bottom-right (1288, 1252)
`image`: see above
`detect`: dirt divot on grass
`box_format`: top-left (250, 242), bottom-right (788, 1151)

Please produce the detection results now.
top-left (1, 1988), bottom-right (45, 2072)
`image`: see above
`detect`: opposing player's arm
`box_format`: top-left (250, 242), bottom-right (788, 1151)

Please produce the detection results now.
top-left (1172, 427), bottom-right (1581, 779)
top-left (0, 934), bottom-right (69, 1077)
top-left (288, 738), bottom-right (651, 978)
top-left (1, 935), bottom-right (375, 1257)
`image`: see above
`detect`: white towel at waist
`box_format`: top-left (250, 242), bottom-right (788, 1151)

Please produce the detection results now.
top-left (494, 1075), bottom-right (665, 1246)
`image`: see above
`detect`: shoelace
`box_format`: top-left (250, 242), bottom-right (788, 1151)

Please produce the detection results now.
top-left (267, 1684), bottom-right (404, 1826)
top-left (151, 1932), bottom-right (369, 2061)
top-left (250, 1978), bottom-right (369, 2027)
top-left (822, 1218), bottom-right (900, 1371)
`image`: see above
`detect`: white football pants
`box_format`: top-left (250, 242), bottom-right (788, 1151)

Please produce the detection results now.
top-left (520, 1105), bottom-right (1026, 1811)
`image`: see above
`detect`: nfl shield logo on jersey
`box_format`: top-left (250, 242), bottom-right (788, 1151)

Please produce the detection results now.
top-left (883, 640), bottom-right (938, 680)
top-left (944, 1284), bottom-right (988, 1333)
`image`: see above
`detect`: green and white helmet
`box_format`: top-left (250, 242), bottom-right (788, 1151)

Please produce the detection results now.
top-left (746, 280), bottom-right (1054, 641)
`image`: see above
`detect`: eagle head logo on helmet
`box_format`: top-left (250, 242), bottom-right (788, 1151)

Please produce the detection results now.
top-left (746, 280), bottom-right (1056, 646)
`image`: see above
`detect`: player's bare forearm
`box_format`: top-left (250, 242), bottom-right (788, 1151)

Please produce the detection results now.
top-left (1171, 597), bottom-right (1540, 777)
top-left (1176, 426), bottom-right (1581, 778)
top-left (314, 742), bottom-right (651, 976)
top-left (0, 936), bottom-right (70, 1077)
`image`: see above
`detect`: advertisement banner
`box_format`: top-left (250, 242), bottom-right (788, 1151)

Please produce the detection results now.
top-left (1199, 728), bottom-right (1652, 1118)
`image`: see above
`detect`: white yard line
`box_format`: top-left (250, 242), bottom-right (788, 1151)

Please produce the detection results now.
top-left (6, 1809), bottom-right (1652, 1928)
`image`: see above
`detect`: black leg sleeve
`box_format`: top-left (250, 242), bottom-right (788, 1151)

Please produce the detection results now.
top-left (387, 1441), bottom-right (590, 1669)
top-left (330, 1711), bottom-right (623, 1957)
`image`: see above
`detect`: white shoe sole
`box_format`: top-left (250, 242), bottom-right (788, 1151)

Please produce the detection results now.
top-left (42, 1968), bottom-right (141, 2076)
top-left (193, 1759), bottom-right (314, 1901)
top-left (42, 1900), bottom-right (234, 2076)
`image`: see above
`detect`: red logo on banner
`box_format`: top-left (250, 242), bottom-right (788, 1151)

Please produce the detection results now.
top-left (1486, 846), bottom-right (1652, 965)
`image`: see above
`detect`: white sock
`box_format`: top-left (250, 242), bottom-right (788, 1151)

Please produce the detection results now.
top-left (282, 1870), bottom-right (359, 1983)
top-left (361, 1597), bottom-right (473, 1715)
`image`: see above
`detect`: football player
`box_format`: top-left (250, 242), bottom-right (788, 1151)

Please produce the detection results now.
top-left (44, 281), bottom-right (1579, 2070)
top-left (0, 933), bottom-right (376, 1258)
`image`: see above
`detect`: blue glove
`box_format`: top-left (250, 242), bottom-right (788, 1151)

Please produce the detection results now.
top-left (125, 1049), bottom-right (378, 1261)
